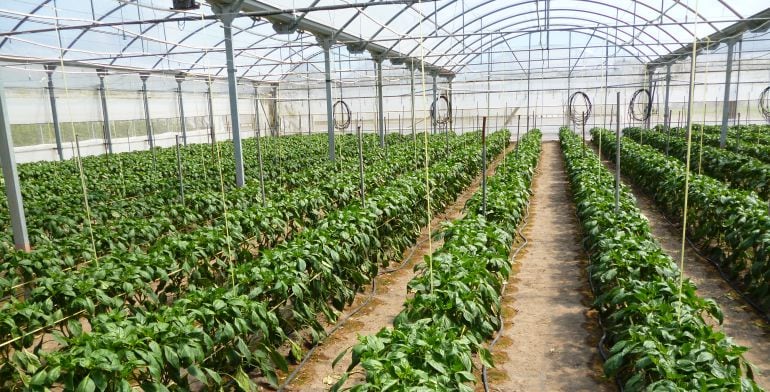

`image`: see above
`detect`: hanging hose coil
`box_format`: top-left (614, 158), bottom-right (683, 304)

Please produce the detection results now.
top-left (759, 86), bottom-right (770, 122)
top-left (629, 88), bottom-right (653, 122)
top-left (568, 91), bottom-right (592, 126)
top-left (333, 99), bottom-right (351, 130)
top-left (430, 94), bottom-right (452, 125)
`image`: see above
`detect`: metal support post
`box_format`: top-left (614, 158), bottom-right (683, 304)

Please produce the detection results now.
top-left (357, 125), bottom-right (365, 206)
top-left (516, 114), bottom-right (521, 158)
top-left (219, 6), bottom-right (245, 188)
top-left (663, 63), bottom-right (671, 128)
top-left (175, 135), bottom-right (184, 204)
top-left (96, 68), bottom-right (113, 155)
top-left (615, 92), bottom-right (621, 214)
top-left (139, 73), bottom-right (154, 151)
top-left (253, 83), bottom-right (266, 204)
top-left (44, 65), bottom-right (64, 160)
top-left (481, 116), bottom-right (488, 217)
top-left (206, 79), bottom-right (215, 144)
top-left (720, 39), bottom-right (736, 148)
top-left (409, 63), bottom-right (416, 142)
top-left (175, 73), bottom-right (188, 146)
top-left (0, 81), bottom-right (29, 250)
top-left (431, 70), bottom-right (438, 135)
top-left (373, 53), bottom-right (385, 147)
top-left (318, 35), bottom-right (335, 161)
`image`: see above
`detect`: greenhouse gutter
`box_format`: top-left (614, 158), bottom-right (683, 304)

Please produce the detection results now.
top-left (648, 7), bottom-right (770, 69)
top-left (234, 0), bottom-right (454, 78)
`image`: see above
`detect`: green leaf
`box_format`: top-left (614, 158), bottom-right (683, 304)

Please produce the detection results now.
top-left (232, 367), bottom-right (257, 392)
top-left (76, 376), bottom-right (96, 392)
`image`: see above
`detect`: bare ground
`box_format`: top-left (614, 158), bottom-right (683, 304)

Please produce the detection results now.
top-left (485, 141), bottom-right (613, 392)
top-left (591, 144), bottom-right (770, 390)
top-left (279, 143), bottom-right (517, 391)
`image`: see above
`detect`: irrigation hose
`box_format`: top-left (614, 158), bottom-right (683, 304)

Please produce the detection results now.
top-left (656, 209), bottom-right (770, 324)
top-left (276, 278), bottom-right (378, 392)
top-left (481, 195), bottom-right (531, 392)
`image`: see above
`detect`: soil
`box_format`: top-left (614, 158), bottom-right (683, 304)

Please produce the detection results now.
top-left (278, 143), bottom-right (517, 391)
top-left (593, 144), bottom-right (770, 389)
top-left (484, 141), bottom-right (613, 391)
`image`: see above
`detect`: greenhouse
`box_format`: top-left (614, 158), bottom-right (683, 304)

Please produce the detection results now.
top-left (0, 0), bottom-right (769, 390)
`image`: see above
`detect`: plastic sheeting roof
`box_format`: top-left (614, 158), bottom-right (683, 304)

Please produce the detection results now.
top-left (0, 1), bottom-right (767, 81)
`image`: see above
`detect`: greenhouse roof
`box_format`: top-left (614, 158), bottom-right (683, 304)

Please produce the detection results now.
top-left (0, 0), bottom-right (768, 82)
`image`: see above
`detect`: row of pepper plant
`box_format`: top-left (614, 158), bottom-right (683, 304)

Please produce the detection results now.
top-left (625, 127), bottom-right (770, 200)
top-left (332, 130), bottom-right (541, 391)
top-left (576, 127), bottom-right (761, 390)
top-left (5, 130), bottom-right (510, 390)
top-left (0, 134), bottom-right (404, 249)
top-left (0, 134), bottom-right (412, 296)
top-left (652, 125), bottom-right (770, 165)
top-left (594, 128), bottom-right (770, 314)
top-left (0, 133), bottom-right (456, 367)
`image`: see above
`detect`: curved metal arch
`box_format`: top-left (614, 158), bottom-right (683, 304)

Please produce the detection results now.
top-left (0, 0), bottom-right (54, 49)
top-left (435, 14), bottom-right (666, 71)
top-left (390, 0), bottom-right (687, 62)
top-left (184, 20), bottom-right (277, 73)
top-left (242, 31), bottom-right (323, 80)
top-left (108, 10), bottom-right (182, 65)
top-left (151, 20), bottom-right (220, 68)
top-left (403, 0), bottom-right (680, 62)
top-left (61, 3), bottom-right (133, 58)
top-left (452, 24), bottom-right (648, 75)
top-left (366, 0), bottom-right (458, 58)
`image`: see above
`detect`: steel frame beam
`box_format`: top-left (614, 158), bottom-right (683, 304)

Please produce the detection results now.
top-left (44, 64), bottom-right (64, 160)
top-left (0, 80), bottom-right (29, 251)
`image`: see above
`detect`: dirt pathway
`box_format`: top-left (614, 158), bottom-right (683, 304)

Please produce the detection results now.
top-left (592, 145), bottom-right (770, 389)
top-left (280, 143), bottom-right (516, 391)
top-left (486, 141), bottom-right (612, 391)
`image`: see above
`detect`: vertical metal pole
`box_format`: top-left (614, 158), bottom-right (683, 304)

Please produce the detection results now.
top-left (374, 55), bottom-right (385, 147)
top-left (175, 74), bottom-right (188, 146)
top-left (253, 83), bottom-right (266, 204)
top-left (526, 34), bottom-right (532, 131)
top-left (207, 79), bottom-right (216, 145)
top-left (307, 75), bottom-right (312, 135)
top-left (516, 114), bottom-right (521, 158)
top-left (734, 40), bottom-right (743, 127)
top-left (663, 63), bottom-right (672, 130)
top-left (481, 116), bottom-right (488, 217)
top-left (45, 65), bottom-right (64, 160)
top-left (357, 125), bottom-right (365, 206)
top-left (140, 73), bottom-right (156, 169)
top-left (97, 69), bottom-right (113, 155)
top-left (221, 14), bottom-right (245, 187)
top-left (720, 39), bottom-right (735, 148)
top-left (319, 37), bottom-right (335, 161)
top-left (409, 63), bottom-right (416, 142)
top-left (0, 81), bottom-right (29, 251)
top-left (666, 109), bottom-right (672, 155)
top-left (175, 135), bottom-right (184, 205)
top-left (603, 28), bottom-right (609, 129)
top-left (448, 76), bottom-right (454, 133)
top-left (140, 73), bottom-right (154, 151)
top-left (567, 31), bottom-right (572, 118)
top-left (615, 92), bottom-right (621, 214)
top-left (582, 111), bottom-right (586, 156)
top-left (431, 71), bottom-right (438, 135)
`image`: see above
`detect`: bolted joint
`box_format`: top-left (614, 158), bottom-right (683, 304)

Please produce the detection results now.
top-left (96, 67), bottom-right (109, 79)
top-left (139, 72), bottom-right (150, 82)
top-left (389, 57), bottom-right (405, 66)
top-left (314, 34), bottom-right (334, 50)
top-left (346, 42), bottom-right (367, 54)
top-left (174, 72), bottom-right (186, 84)
top-left (369, 51), bottom-right (385, 64)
